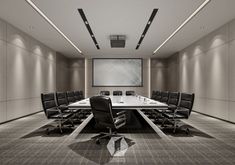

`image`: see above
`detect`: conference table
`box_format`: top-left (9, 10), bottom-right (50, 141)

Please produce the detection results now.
top-left (68, 95), bottom-right (168, 110)
top-left (68, 95), bottom-right (169, 137)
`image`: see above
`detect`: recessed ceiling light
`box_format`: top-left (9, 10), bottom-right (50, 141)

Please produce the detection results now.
top-left (25, 0), bottom-right (83, 55)
top-left (148, 21), bottom-right (151, 25)
top-left (85, 21), bottom-right (89, 24)
top-left (153, 0), bottom-right (211, 55)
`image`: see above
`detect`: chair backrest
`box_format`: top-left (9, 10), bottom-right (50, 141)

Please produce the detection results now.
top-left (113, 91), bottom-right (122, 96)
top-left (168, 92), bottom-right (180, 106)
top-left (66, 91), bottom-right (76, 103)
top-left (74, 91), bottom-right (80, 101)
top-left (90, 96), bottom-right (115, 128)
top-left (151, 91), bottom-right (157, 99)
top-left (41, 93), bottom-right (57, 118)
top-left (178, 93), bottom-right (195, 118)
top-left (56, 92), bottom-right (68, 106)
top-left (79, 91), bottom-right (84, 99)
top-left (74, 90), bottom-right (84, 101)
top-left (126, 91), bottom-right (135, 96)
top-left (100, 91), bottom-right (110, 96)
top-left (155, 91), bottom-right (162, 101)
top-left (160, 91), bottom-right (169, 103)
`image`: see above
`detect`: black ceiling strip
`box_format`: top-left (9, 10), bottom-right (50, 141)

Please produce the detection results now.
top-left (136, 9), bottom-right (158, 49)
top-left (78, 9), bottom-right (100, 49)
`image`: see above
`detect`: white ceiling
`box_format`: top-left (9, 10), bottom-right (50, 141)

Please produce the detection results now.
top-left (0, 0), bottom-right (235, 58)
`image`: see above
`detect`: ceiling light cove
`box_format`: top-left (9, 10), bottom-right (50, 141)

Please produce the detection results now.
top-left (78, 9), bottom-right (100, 50)
top-left (136, 8), bottom-right (158, 50)
top-left (153, 0), bottom-right (211, 55)
top-left (25, 0), bottom-right (83, 55)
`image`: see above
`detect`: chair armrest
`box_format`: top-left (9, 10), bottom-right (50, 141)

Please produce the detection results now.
top-left (58, 105), bottom-right (68, 108)
top-left (46, 108), bottom-right (63, 118)
top-left (116, 111), bottom-right (126, 116)
top-left (114, 114), bottom-right (126, 121)
top-left (173, 107), bottom-right (189, 118)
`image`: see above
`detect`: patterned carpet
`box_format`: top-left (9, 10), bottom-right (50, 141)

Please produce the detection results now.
top-left (0, 111), bottom-right (235, 165)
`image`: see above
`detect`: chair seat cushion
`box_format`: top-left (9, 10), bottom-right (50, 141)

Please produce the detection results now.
top-left (168, 104), bottom-right (177, 110)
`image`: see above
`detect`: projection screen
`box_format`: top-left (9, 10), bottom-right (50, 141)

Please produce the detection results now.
top-left (92, 58), bottom-right (143, 87)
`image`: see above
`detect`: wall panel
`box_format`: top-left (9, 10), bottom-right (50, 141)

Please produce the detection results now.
top-left (0, 19), bottom-right (56, 123)
top-left (175, 18), bottom-right (235, 122)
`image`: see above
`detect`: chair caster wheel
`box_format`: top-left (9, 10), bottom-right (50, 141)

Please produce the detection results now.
top-left (96, 140), bottom-right (100, 145)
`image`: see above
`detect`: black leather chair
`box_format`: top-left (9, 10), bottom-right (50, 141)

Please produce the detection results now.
top-left (90, 96), bottom-right (126, 144)
top-left (41, 93), bottom-right (74, 134)
top-left (155, 91), bottom-right (162, 101)
top-left (151, 91), bottom-right (157, 100)
top-left (74, 90), bottom-right (84, 101)
top-left (125, 91), bottom-right (135, 96)
top-left (162, 93), bottom-right (195, 133)
top-left (66, 91), bottom-right (76, 104)
top-left (160, 91), bottom-right (169, 103)
top-left (154, 92), bottom-right (180, 119)
top-left (56, 92), bottom-right (80, 114)
top-left (113, 91), bottom-right (122, 96)
top-left (100, 91), bottom-right (110, 96)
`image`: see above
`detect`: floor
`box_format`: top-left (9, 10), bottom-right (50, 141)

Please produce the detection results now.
top-left (0, 111), bottom-right (235, 165)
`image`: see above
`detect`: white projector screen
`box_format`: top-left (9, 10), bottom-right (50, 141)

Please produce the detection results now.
top-left (92, 58), bottom-right (143, 87)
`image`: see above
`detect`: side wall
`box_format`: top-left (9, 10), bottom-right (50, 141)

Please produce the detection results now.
top-left (56, 55), bottom-right (85, 93)
top-left (151, 53), bottom-right (179, 92)
top-left (56, 52), bottom-right (70, 91)
top-left (177, 18), bottom-right (235, 122)
top-left (0, 19), bottom-right (56, 123)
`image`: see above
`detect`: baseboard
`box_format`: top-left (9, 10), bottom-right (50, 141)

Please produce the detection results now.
top-left (192, 110), bottom-right (235, 124)
top-left (0, 111), bottom-right (43, 125)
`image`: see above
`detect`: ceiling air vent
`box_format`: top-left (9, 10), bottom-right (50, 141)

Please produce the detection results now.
top-left (110, 35), bottom-right (126, 48)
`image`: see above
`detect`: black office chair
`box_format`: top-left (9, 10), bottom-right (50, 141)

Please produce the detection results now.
top-left (151, 91), bottom-right (157, 100)
top-left (100, 91), bottom-right (110, 96)
top-left (79, 91), bottom-right (84, 100)
top-left (56, 92), bottom-right (81, 114)
top-left (154, 92), bottom-right (180, 119)
top-left (155, 91), bottom-right (162, 101)
top-left (66, 91), bottom-right (76, 104)
top-left (113, 91), bottom-right (122, 96)
top-left (41, 93), bottom-right (74, 134)
top-left (160, 91), bottom-right (169, 103)
top-left (125, 91), bottom-right (135, 96)
top-left (162, 93), bottom-right (195, 133)
top-left (74, 90), bottom-right (84, 101)
top-left (90, 96), bottom-right (126, 144)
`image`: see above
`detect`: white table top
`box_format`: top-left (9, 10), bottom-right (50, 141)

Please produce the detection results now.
top-left (68, 95), bottom-right (168, 109)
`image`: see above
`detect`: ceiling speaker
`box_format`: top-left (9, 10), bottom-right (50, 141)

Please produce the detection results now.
top-left (110, 35), bottom-right (126, 48)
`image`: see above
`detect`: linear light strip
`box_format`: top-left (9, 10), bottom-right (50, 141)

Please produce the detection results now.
top-left (153, 0), bottom-right (211, 55)
top-left (25, 0), bottom-right (83, 54)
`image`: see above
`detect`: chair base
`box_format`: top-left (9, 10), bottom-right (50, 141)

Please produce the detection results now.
top-left (161, 118), bottom-right (190, 134)
top-left (46, 118), bottom-right (74, 134)
top-left (95, 127), bottom-right (124, 144)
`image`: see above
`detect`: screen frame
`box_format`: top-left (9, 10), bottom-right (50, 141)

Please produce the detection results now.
top-left (92, 58), bottom-right (143, 87)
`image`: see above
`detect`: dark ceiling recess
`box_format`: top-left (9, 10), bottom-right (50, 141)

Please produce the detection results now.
top-left (78, 8), bottom-right (100, 49)
top-left (136, 9), bottom-right (158, 49)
